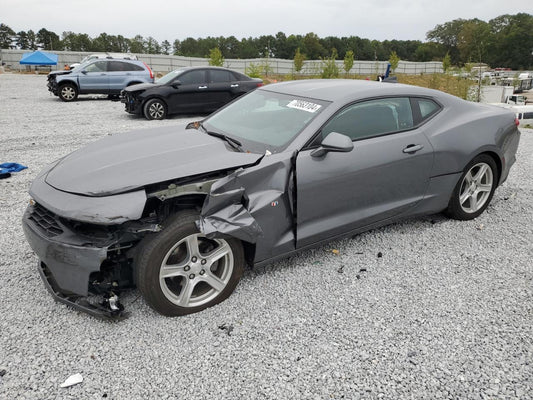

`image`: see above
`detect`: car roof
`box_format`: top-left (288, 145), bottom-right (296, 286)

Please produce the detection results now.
top-left (259, 79), bottom-right (458, 104)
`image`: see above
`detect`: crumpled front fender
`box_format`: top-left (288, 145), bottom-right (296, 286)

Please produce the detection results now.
top-left (197, 152), bottom-right (297, 261)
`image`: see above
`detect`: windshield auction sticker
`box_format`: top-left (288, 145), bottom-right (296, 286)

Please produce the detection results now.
top-left (287, 100), bottom-right (322, 113)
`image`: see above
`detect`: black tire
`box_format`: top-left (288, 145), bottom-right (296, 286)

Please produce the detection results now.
top-left (445, 154), bottom-right (499, 220)
top-left (107, 94), bottom-right (120, 101)
top-left (134, 210), bottom-right (244, 316)
top-left (58, 83), bottom-right (78, 102)
top-left (143, 98), bottom-right (167, 120)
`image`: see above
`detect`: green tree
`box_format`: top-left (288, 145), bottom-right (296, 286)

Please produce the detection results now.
top-left (0, 23), bottom-right (15, 48)
top-left (343, 50), bottom-right (354, 75)
top-left (293, 47), bottom-right (305, 73)
top-left (37, 28), bottom-right (61, 50)
top-left (145, 37), bottom-right (160, 54)
top-left (303, 32), bottom-right (327, 59)
top-left (457, 20), bottom-right (490, 64)
top-left (442, 52), bottom-right (452, 72)
top-left (16, 31), bottom-right (29, 49)
top-left (161, 40), bottom-right (171, 55)
top-left (320, 48), bottom-right (339, 78)
top-left (208, 47), bottom-right (224, 66)
top-left (389, 51), bottom-right (400, 73)
top-left (130, 35), bottom-right (145, 53)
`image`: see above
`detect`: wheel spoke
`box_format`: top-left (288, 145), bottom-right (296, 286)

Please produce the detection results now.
top-left (176, 279), bottom-right (195, 307)
top-left (459, 190), bottom-right (471, 206)
top-left (160, 265), bottom-right (187, 279)
top-left (205, 242), bottom-right (231, 264)
top-left (464, 171), bottom-right (473, 185)
top-left (473, 164), bottom-right (488, 183)
top-left (185, 235), bottom-right (200, 257)
top-left (469, 193), bottom-right (479, 211)
top-left (203, 273), bottom-right (226, 292)
top-left (478, 183), bottom-right (492, 193)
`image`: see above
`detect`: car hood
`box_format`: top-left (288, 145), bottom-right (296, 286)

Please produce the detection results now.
top-left (48, 70), bottom-right (72, 77)
top-left (44, 125), bottom-right (263, 197)
top-left (123, 82), bottom-right (160, 92)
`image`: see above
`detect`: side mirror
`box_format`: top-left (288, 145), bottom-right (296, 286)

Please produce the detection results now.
top-left (311, 132), bottom-right (354, 158)
top-left (81, 70), bottom-right (87, 75)
top-left (171, 80), bottom-right (182, 88)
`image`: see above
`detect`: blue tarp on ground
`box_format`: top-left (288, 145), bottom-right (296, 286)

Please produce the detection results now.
top-left (20, 50), bottom-right (58, 65)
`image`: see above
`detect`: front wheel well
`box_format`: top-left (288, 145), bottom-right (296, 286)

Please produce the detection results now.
top-left (145, 196), bottom-right (257, 267)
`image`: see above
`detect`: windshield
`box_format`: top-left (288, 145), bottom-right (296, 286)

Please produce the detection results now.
top-left (157, 69), bottom-right (186, 84)
top-left (203, 90), bottom-right (328, 153)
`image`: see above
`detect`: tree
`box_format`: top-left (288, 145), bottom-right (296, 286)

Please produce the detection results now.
top-left (343, 50), bottom-right (354, 75)
top-left (293, 47), bottom-right (305, 73)
top-left (442, 52), bottom-right (451, 72)
top-left (320, 48), bottom-right (339, 78)
top-left (160, 40), bottom-right (171, 55)
top-left (16, 31), bottom-right (29, 49)
top-left (37, 28), bottom-right (61, 50)
top-left (303, 32), bottom-right (327, 59)
top-left (129, 35), bottom-right (145, 53)
top-left (0, 23), bottom-right (15, 48)
top-left (389, 51), bottom-right (400, 73)
top-left (457, 20), bottom-right (490, 64)
top-left (145, 37), bottom-right (160, 54)
top-left (208, 47), bottom-right (224, 66)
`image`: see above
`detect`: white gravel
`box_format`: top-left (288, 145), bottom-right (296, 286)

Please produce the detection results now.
top-left (1, 73), bottom-right (532, 400)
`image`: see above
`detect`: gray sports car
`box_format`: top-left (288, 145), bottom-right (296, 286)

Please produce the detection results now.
top-left (22, 80), bottom-right (520, 318)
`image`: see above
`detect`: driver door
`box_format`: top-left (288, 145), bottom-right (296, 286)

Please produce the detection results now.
top-left (295, 97), bottom-right (434, 248)
top-left (78, 61), bottom-right (109, 92)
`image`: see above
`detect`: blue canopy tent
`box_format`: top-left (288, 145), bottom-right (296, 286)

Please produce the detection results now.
top-left (20, 50), bottom-right (58, 66)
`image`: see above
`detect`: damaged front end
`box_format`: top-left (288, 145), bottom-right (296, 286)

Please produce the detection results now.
top-left (23, 200), bottom-right (161, 320)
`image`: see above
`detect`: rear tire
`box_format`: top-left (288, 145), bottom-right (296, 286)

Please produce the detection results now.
top-left (134, 210), bottom-right (244, 316)
top-left (143, 98), bottom-right (167, 120)
top-left (445, 154), bottom-right (498, 220)
top-left (58, 83), bottom-right (78, 102)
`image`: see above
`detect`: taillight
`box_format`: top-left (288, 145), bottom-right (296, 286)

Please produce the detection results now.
top-left (144, 62), bottom-right (154, 80)
top-left (515, 118), bottom-right (520, 126)
top-left (256, 82), bottom-right (264, 87)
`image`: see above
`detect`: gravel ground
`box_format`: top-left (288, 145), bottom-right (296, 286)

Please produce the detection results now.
top-left (0, 74), bottom-right (532, 400)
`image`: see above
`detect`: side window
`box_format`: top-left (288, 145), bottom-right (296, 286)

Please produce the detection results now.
top-left (178, 70), bottom-right (207, 85)
top-left (83, 61), bottom-right (107, 73)
top-left (523, 112), bottom-right (533, 119)
top-left (417, 98), bottom-right (441, 120)
top-left (209, 70), bottom-right (232, 83)
top-left (321, 98), bottom-right (413, 141)
top-left (108, 61), bottom-right (144, 72)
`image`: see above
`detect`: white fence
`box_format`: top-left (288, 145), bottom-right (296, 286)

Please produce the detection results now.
top-left (0, 49), bottom-right (443, 75)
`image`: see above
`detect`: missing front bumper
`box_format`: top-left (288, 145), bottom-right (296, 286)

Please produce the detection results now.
top-left (38, 261), bottom-right (129, 321)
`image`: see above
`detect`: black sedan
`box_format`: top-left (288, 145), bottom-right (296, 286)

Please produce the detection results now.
top-left (121, 66), bottom-right (263, 120)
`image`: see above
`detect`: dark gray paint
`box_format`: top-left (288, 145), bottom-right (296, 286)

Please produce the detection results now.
top-left (23, 79), bottom-right (521, 300)
top-left (45, 126), bottom-right (262, 196)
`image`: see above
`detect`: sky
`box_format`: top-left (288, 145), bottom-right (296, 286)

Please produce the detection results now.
top-left (1, 0), bottom-right (530, 43)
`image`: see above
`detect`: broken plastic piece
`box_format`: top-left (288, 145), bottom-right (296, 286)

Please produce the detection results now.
top-left (60, 373), bottom-right (83, 388)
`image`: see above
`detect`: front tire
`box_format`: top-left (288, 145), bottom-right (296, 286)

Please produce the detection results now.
top-left (135, 211), bottom-right (244, 316)
top-left (446, 154), bottom-right (498, 220)
top-left (58, 83), bottom-right (78, 101)
top-left (143, 98), bottom-right (167, 120)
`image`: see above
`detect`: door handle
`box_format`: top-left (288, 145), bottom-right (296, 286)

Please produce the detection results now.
top-left (198, 86), bottom-right (207, 89)
top-left (230, 84), bottom-right (239, 88)
top-left (403, 144), bottom-right (424, 154)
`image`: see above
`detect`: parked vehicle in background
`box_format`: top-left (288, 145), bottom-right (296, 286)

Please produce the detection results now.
top-left (512, 105), bottom-right (533, 126)
top-left (48, 58), bottom-right (154, 102)
top-left (121, 66), bottom-right (263, 120)
top-left (23, 80), bottom-right (520, 319)
top-left (70, 53), bottom-right (137, 69)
